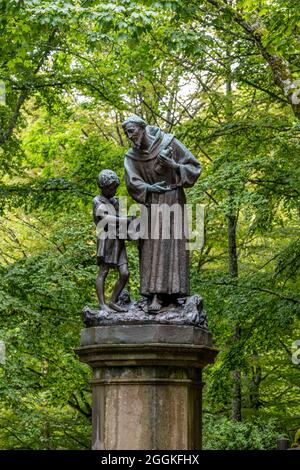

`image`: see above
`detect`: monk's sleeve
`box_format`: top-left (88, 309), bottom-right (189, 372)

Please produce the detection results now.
top-left (172, 139), bottom-right (202, 188)
top-left (124, 156), bottom-right (150, 204)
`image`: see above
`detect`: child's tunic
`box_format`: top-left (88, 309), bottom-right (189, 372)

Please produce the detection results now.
top-left (93, 195), bottom-right (127, 267)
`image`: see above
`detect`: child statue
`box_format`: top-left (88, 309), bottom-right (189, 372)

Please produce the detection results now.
top-left (93, 169), bottom-right (133, 313)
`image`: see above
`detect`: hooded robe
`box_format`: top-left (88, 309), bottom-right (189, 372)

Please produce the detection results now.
top-left (124, 125), bottom-right (201, 297)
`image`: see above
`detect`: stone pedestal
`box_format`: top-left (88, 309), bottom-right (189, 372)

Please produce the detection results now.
top-left (76, 324), bottom-right (218, 450)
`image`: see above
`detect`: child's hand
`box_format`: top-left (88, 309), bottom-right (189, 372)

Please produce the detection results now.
top-left (128, 215), bottom-right (137, 222)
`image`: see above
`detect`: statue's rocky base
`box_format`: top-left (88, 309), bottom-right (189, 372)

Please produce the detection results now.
top-left (82, 294), bottom-right (208, 329)
top-left (76, 297), bottom-right (218, 450)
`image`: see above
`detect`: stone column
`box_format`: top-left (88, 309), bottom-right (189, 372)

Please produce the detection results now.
top-left (76, 324), bottom-right (217, 450)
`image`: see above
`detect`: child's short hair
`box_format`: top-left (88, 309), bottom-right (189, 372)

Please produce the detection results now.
top-left (97, 169), bottom-right (120, 189)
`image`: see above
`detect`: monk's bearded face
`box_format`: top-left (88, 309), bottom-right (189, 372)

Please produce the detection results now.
top-left (125, 124), bottom-right (145, 150)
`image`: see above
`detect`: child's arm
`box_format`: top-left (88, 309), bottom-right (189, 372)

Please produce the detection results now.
top-left (95, 200), bottom-right (132, 226)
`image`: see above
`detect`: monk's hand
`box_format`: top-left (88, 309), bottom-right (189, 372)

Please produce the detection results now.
top-left (148, 181), bottom-right (171, 193)
top-left (157, 152), bottom-right (179, 171)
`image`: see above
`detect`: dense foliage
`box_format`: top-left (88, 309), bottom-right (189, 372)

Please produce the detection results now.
top-left (0, 0), bottom-right (299, 449)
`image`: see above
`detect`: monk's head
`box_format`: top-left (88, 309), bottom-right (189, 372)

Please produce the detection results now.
top-left (122, 115), bottom-right (147, 150)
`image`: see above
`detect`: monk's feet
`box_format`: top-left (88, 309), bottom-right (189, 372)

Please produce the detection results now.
top-left (109, 302), bottom-right (128, 313)
top-left (148, 295), bottom-right (162, 313)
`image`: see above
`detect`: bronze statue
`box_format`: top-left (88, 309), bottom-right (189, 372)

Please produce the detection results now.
top-left (93, 169), bottom-right (133, 313)
top-left (122, 115), bottom-right (201, 312)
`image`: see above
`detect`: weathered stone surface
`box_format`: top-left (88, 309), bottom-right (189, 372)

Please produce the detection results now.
top-left (80, 324), bottom-right (213, 347)
top-left (82, 294), bottom-right (209, 329)
top-left (91, 368), bottom-right (199, 450)
top-left (76, 323), bottom-right (218, 450)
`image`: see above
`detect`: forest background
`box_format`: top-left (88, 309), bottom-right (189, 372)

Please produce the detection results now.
top-left (0, 0), bottom-right (299, 450)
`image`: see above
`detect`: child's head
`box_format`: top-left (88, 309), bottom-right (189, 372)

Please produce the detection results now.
top-left (97, 169), bottom-right (120, 198)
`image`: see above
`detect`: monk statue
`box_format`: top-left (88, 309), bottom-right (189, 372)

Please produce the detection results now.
top-left (122, 115), bottom-right (201, 313)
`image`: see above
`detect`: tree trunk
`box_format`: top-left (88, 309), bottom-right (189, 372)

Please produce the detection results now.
top-left (227, 214), bottom-right (238, 278)
top-left (207, 0), bottom-right (300, 120)
top-left (249, 350), bottom-right (262, 410)
top-left (232, 354), bottom-right (242, 421)
top-left (228, 213), bottom-right (242, 421)
top-left (225, 55), bottom-right (242, 421)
